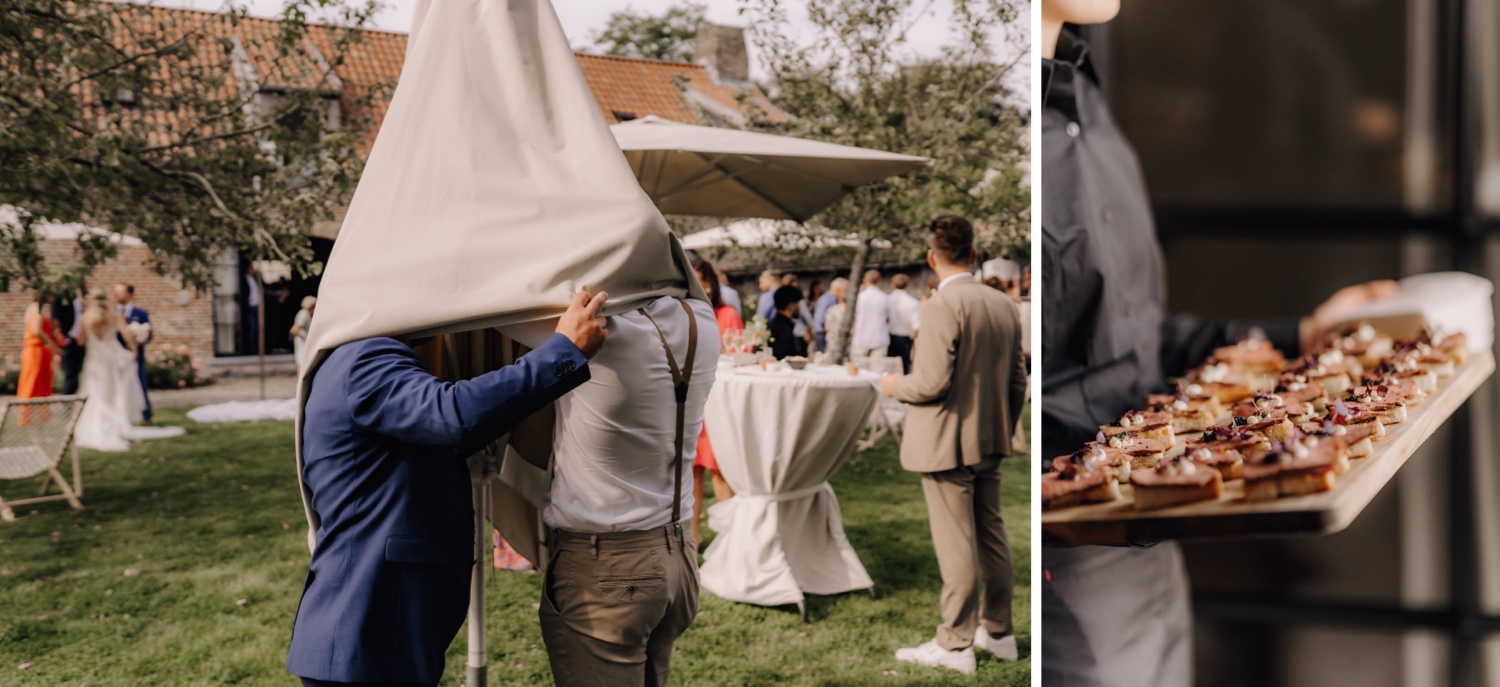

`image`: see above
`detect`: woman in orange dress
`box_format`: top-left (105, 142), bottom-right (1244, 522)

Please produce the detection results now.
top-left (18, 290), bottom-right (65, 425)
top-left (691, 258), bottom-right (743, 547)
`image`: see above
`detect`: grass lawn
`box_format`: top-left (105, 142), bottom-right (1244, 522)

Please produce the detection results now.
top-left (0, 407), bottom-right (1030, 686)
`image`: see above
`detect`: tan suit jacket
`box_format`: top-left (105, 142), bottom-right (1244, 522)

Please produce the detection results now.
top-left (893, 275), bottom-right (1027, 473)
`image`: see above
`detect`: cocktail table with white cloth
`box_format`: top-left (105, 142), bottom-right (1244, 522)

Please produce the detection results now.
top-left (700, 362), bottom-right (881, 621)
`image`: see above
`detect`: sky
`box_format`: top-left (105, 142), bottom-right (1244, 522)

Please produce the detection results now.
top-left (148, 0), bottom-right (1027, 85)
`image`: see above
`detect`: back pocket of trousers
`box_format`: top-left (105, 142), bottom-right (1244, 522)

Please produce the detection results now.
top-left (599, 575), bottom-right (666, 604)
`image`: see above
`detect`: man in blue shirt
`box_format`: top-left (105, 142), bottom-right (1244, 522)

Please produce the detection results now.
top-left (288, 291), bottom-right (609, 687)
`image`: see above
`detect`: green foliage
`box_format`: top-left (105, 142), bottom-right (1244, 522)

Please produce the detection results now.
top-left (0, 409), bottom-right (1031, 685)
top-left (592, 2), bottom-right (708, 63)
top-left (0, 0), bottom-right (385, 292)
top-left (742, 0), bottom-right (1029, 261)
top-left (740, 0), bottom-right (1030, 361)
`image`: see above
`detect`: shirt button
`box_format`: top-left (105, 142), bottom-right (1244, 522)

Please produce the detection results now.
top-left (1065, 121), bottom-right (1081, 137)
top-left (1102, 207), bottom-right (1114, 223)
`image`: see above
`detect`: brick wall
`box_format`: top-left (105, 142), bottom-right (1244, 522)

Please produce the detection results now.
top-left (1, 240), bottom-right (216, 363)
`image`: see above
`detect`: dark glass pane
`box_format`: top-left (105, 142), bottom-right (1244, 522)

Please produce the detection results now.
top-left (1106, 0), bottom-right (1431, 210)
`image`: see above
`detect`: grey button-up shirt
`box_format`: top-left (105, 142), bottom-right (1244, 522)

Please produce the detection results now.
top-left (1040, 32), bottom-right (1299, 465)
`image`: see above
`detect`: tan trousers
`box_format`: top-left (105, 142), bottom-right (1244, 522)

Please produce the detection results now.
top-left (539, 526), bottom-right (699, 687)
top-left (920, 455), bottom-right (1013, 650)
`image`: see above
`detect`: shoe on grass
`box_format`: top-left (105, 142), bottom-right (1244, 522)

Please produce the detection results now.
top-left (894, 640), bottom-right (976, 675)
top-left (974, 628), bottom-right (1019, 661)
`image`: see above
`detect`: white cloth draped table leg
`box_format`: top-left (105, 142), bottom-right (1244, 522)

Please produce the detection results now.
top-left (700, 364), bottom-right (880, 608)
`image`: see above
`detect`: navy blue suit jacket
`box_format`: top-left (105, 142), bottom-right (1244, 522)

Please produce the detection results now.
top-left (120, 304), bottom-right (150, 363)
top-left (287, 333), bottom-right (589, 684)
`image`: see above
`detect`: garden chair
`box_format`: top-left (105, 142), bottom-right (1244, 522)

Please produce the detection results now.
top-left (0, 395), bottom-right (86, 521)
top-left (852, 356), bottom-right (907, 451)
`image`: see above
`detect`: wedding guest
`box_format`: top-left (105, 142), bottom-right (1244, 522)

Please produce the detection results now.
top-left (781, 273), bottom-right (815, 348)
top-left (18, 291), bottom-right (66, 425)
top-left (755, 269), bottom-right (783, 320)
top-left (541, 292), bottom-right (718, 686)
top-left (883, 215), bottom-right (1028, 674)
top-left (691, 258), bottom-right (743, 545)
top-left (717, 269), bottom-right (742, 315)
top-left (52, 291), bottom-right (85, 395)
top-left (290, 296), bottom-right (316, 370)
top-left (114, 284), bottom-right (152, 425)
top-left (241, 262), bottom-right (261, 354)
top-left (287, 290), bottom-right (608, 687)
top-left (825, 281), bottom-right (850, 357)
top-left (888, 273), bottom-right (922, 373)
top-left (769, 286), bottom-right (805, 360)
top-left (808, 279), bottom-right (826, 310)
top-left (850, 269), bottom-right (891, 359)
top-left (814, 277), bottom-right (848, 353)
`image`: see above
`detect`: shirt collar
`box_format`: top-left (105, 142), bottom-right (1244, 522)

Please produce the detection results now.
top-left (938, 272), bottom-right (974, 292)
top-left (1042, 30), bottom-right (1098, 124)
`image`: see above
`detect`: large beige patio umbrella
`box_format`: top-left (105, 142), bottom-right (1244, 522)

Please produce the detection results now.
top-left (293, 0), bottom-right (702, 684)
top-left (610, 116), bottom-right (931, 221)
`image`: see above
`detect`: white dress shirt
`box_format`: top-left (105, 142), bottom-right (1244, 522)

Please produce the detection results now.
top-left (887, 288), bottom-right (921, 337)
top-left (245, 275), bottom-right (261, 308)
top-left (851, 285), bottom-right (891, 349)
top-left (544, 296), bottom-right (720, 533)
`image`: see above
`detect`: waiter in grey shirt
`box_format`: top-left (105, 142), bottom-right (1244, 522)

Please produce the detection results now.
top-left (1038, 8), bottom-right (1394, 686)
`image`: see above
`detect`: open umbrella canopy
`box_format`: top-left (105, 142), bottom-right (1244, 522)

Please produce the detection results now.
top-left (682, 218), bottom-right (893, 252)
top-left (610, 116), bottom-right (931, 221)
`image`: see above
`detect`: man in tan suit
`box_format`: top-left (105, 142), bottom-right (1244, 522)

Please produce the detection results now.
top-left (880, 214), bottom-right (1028, 675)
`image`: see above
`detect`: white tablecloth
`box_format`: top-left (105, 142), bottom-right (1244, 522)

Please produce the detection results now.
top-left (700, 363), bottom-right (880, 607)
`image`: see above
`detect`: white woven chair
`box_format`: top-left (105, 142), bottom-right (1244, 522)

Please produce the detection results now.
top-left (852, 356), bottom-right (907, 451)
top-left (0, 395), bottom-right (87, 521)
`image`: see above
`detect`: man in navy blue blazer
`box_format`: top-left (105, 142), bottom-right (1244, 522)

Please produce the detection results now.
top-left (113, 284), bottom-right (152, 424)
top-left (288, 290), bottom-right (611, 687)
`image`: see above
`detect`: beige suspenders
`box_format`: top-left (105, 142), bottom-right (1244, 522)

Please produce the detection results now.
top-left (638, 299), bottom-right (698, 547)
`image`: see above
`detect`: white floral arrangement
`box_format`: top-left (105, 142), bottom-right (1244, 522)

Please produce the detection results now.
top-left (126, 321), bottom-right (151, 344)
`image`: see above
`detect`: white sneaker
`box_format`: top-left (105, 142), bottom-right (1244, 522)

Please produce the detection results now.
top-left (974, 628), bottom-right (1019, 661)
top-left (894, 640), bottom-right (976, 675)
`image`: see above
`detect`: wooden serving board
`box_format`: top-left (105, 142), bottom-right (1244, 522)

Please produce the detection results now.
top-left (1042, 350), bottom-right (1494, 546)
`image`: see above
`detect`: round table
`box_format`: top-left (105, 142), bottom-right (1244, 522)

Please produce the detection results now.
top-left (699, 363), bottom-right (881, 619)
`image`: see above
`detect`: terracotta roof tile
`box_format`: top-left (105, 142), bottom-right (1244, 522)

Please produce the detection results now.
top-left (90, 7), bottom-right (783, 155)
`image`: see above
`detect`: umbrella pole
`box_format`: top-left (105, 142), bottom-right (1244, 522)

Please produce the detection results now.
top-left (466, 458), bottom-right (491, 687)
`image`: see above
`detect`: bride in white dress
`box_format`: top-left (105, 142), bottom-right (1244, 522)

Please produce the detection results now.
top-left (74, 288), bottom-right (146, 452)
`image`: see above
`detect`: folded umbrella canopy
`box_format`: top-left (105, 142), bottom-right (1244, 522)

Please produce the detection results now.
top-left (294, 1), bottom-right (703, 683)
top-left (610, 116), bottom-right (932, 221)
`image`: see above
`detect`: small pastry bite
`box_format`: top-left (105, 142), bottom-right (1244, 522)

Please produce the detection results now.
top-left (1243, 436), bottom-right (1348, 500)
top-left (1420, 328), bottom-right (1468, 365)
top-left (1131, 454), bottom-right (1224, 510)
top-left (1221, 408), bottom-right (1297, 442)
top-left (1233, 391), bottom-right (1316, 424)
top-left (1322, 322), bottom-right (1394, 368)
top-left (1299, 416), bottom-right (1380, 458)
top-left (1275, 379), bottom-right (1329, 414)
top-left (1100, 410), bottom-right (1175, 448)
top-left (1054, 445), bottom-right (1131, 484)
top-left (1369, 355), bottom-right (1439, 393)
top-left (1096, 432), bottom-right (1169, 471)
top-left (1042, 462), bottom-right (1120, 510)
top-left (1188, 423), bottom-right (1272, 461)
top-left (1210, 337), bottom-right (1285, 387)
top-left (1355, 373), bottom-right (1425, 406)
top-left (1187, 362), bottom-right (1257, 402)
top-left (1165, 383), bottom-right (1227, 418)
top-left (1283, 351), bottom-right (1356, 395)
top-left (1184, 445), bottom-right (1244, 481)
top-left (1146, 393), bottom-right (1217, 433)
top-left (1339, 389), bottom-right (1408, 425)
